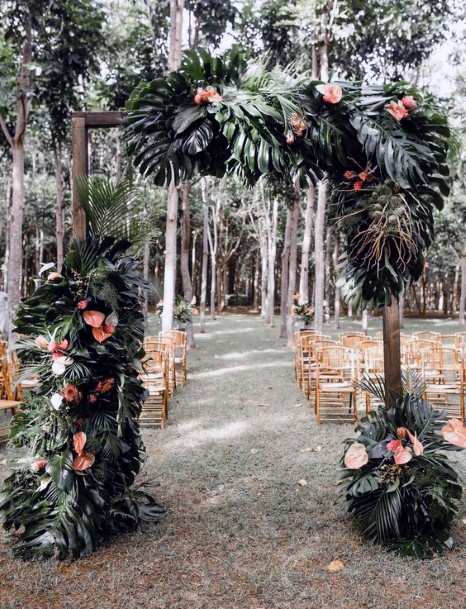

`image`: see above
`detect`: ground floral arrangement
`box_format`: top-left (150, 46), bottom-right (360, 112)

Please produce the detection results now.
top-left (291, 302), bottom-right (314, 326)
top-left (340, 394), bottom-right (466, 557)
top-left (0, 237), bottom-right (164, 559)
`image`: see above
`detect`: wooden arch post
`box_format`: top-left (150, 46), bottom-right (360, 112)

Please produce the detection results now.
top-left (383, 296), bottom-right (402, 409)
top-left (71, 111), bottom-right (126, 239)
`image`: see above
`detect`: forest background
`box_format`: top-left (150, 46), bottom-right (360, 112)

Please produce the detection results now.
top-left (0, 0), bottom-right (465, 348)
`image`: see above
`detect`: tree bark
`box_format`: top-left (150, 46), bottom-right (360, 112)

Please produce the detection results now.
top-left (383, 295), bottom-right (402, 409)
top-left (180, 181), bottom-right (195, 348)
top-left (260, 239), bottom-right (268, 319)
top-left (161, 183), bottom-right (179, 331)
top-left (459, 245), bottom-right (466, 327)
top-left (333, 235), bottom-right (340, 329)
top-left (279, 208), bottom-right (292, 338)
top-left (200, 180), bottom-right (209, 333)
top-left (286, 196), bottom-right (300, 347)
top-left (53, 143), bottom-right (65, 271)
top-left (314, 180), bottom-right (327, 333)
top-left (298, 185), bottom-right (314, 305)
top-left (168, 0), bottom-right (184, 70)
top-left (253, 253), bottom-right (260, 310)
top-left (266, 197), bottom-right (279, 326)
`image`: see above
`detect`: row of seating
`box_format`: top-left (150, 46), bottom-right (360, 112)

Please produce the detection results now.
top-left (295, 330), bottom-right (466, 425)
top-left (139, 330), bottom-right (188, 429)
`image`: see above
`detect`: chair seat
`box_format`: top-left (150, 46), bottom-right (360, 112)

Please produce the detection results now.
top-left (320, 382), bottom-right (354, 391)
top-left (0, 400), bottom-right (21, 411)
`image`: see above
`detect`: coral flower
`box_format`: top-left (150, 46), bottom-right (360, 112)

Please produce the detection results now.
top-left (441, 419), bottom-right (466, 448)
top-left (406, 429), bottom-right (424, 456)
top-left (285, 130), bottom-right (295, 145)
top-left (61, 384), bottom-right (82, 403)
top-left (343, 170), bottom-right (356, 180)
top-left (401, 95), bottom-right (417, 110)
top-left (316, 83), bottom-right (343, 104)
top-left (353, 181), bottom-right (363, 191)
top-left (385, 100), bottom-right (409, 121)
top-left (73, 431), bottom-right (87, 453)
top-left (96, 377), bottom-right (115, 393)
top-left (396, 427), bottom-right (407, 440)
top-left (88, 393), bottom-right (98, 404)
top-left (386, 439), bottom-right (401, 452)
top-left (77, 300), bottom-right (88, 310)
top-left (358, 171), bottom-right (369, 182)
top-left (289, 113), bottom-right (308, 136)
top-left (393, 445), bottom-right (413, 465)
top-left (31, 458), bottom-right (48, 472)
top-left (83, 310), bottom-right (106, 328)
top-left (194, 86), bottom-right (222, 105)
top-left (72, 452), bottom-right (95, 471)
top-left (344, 442), bottom-right (369, 469)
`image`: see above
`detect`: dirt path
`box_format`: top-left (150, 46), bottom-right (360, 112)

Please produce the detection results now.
top-left (1, 314), bottom-right (465, 609)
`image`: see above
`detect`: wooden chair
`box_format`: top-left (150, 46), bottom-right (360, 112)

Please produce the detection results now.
top-left (307, 338), bottom-right (336, 401)
top-left (363, 346), bottom-right (385, 413)
top-left (144, 336), bottom-right (176, 393)
top-left (424, 348), bottom-right (464, 422)
top-left (6, 350), bottom-right (41, 401)
top-left (159, 330), bottom-right (187, 385)
top-left (412, 331), bottom-right (441, 343)
top-left (296, 333), bottom-right (326, 394)
top-left (341, 335), bottom-right (365, 349)
top-left (315, 346), bottom-right (358, 424)
top-left (139, 349), bottom-right (169, 428)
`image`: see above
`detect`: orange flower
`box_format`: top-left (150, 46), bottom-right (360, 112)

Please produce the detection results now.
top-left (385, 100), bottom-right (409, 121)
top-left (289, 113), bottom-right (308, 136)
top-left (343, 170), bottom-right (356, 180)
top-left (92, 325), bottom-right (115, 343)
top-left (72, 452), bottom-right (95, 471)
top-left (401, 95), bottom-right (417, 110)
top-left (73, 431), bottom-right (87, 454)
top-left (61, 384), bottom-right (82, 403)
top-left (396, 427), bottom-right (407, 440)
top-left (316, 83), bottom-right (343, 104)
top-left (353, 181), bottom-right (363, 191)
top-left (83, 310), bottom-right (106, 328)
top-left (48, 338), bottom-right (69, 353)
top-left (95, 377), bottom-right (115, 393)
top-left (358, 171), bottom-right (369, 182)
top-left (386, 439), bottom-right (401, 452)
top-left (194, 86), bottom-right (222, 105)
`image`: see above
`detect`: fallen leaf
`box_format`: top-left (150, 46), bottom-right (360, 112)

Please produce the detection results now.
top-left (250, 448), bottom-right (258, 454)
top-left (295, 403), bottom-right (302, 407)
top-left (327, 559), bottom-right (344, 572)
top-left (298, 479), bottom-right (308, 486)
top-left (257, 403), bottom-right (269, 407)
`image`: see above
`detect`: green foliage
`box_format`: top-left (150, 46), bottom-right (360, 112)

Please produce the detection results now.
top-left (339, 396), bottom-right (463, 558)
top-left (77, 176), bottom-right (150, 247)
top-left (126, 47), bottom-right (451, 307)
top-left (0, 236), bottom-right (165, 559)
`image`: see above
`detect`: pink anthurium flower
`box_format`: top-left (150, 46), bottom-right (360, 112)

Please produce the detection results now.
top-left (72, 452), bottom-right (95, 471)
top-left (406, 429), bottom-right (424, 456)
top-left (31, 458), bottom-right (48, 472)
top-left (83, 310), bottom-right (106, 328)
top-left (344, 442), bottom-right (369, 469)
top-left (92, 325), bottom-right (114, 343)
top-left (316, 83), bottom-right (343, 104)
top-left (393, 445), bottom-right (413, 465)
top-left (401, 95), bottom-right (417, 110)
top-left (441, 419), bottom-right (466, 448)
top-left (73, 431), bottom-right (87, 454)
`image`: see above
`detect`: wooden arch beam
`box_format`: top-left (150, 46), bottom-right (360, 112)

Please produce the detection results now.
top-left (71, 110), bottom-right (127, 239)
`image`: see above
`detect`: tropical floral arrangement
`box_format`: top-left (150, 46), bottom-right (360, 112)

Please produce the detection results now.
top-left (126, 47), bottom-right (450, 309)
top-left (291, 302), bottom-right (314, 326)
top-left (0, 181), bottom-right (164, 560)
top-left (339, 390), bottom-right (466, 558)
top-left (173, 296), bottom-right (193, 325)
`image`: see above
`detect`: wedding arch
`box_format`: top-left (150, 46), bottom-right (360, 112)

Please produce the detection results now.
top-left (0, 47), bottom-right (459, 560)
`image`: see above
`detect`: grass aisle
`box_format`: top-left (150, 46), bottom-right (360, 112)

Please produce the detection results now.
top-left (1, 314), bottom-right (465, 609)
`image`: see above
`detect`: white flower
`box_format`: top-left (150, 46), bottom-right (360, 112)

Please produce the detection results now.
top-left (39, 477), bottom-right (51, 491)
top-left (105, 311), bottom-right (119, 326)
top-left (51, 393), bottom-right (63, 410)
top-left (51, 356), bottom-right (74, 376)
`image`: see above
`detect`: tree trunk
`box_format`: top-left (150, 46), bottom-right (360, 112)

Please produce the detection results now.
top-left (279, 208), bottom-right (292, 338)
top-left (362, 309), bottom-right (369, 334)
top-left (253, 253), bottom-right (260, 310)
top-left (314, 180), bottom-right (327, 333)
top-left (459, 245), bottom-right (466, 327)
top-left (399, 292), bottom-right (405, 328)
top-left (266, 197), bottom-right (279, 326)
top-left (383, 295), bottom-right (402, 409)
top-left (162, 0), bottom-right (184, 331)
top-left (53, 143), bottom-right (65, 271)
top-left (260, 239), bottom-right (268, 319)
top-left (333, 235), bottom-right (340, 329)
top-left (168, 0), bottom-right (184, 70)
top-left (180, 181), bottom-right (195, 348)
top-left (142, 240), bottom-right (150, 325)
top-left (161, 183), bottom-right (179, 331)
top-left (200, 182), bottom-right (209, 333)
top-left (298, 185), bottom-right (314, 305)
top-left (286, 197), bottom-right (300, 347)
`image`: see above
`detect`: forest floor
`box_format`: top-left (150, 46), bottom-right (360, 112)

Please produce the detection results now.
top-left (1, 314), bottom-right (466, 609)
